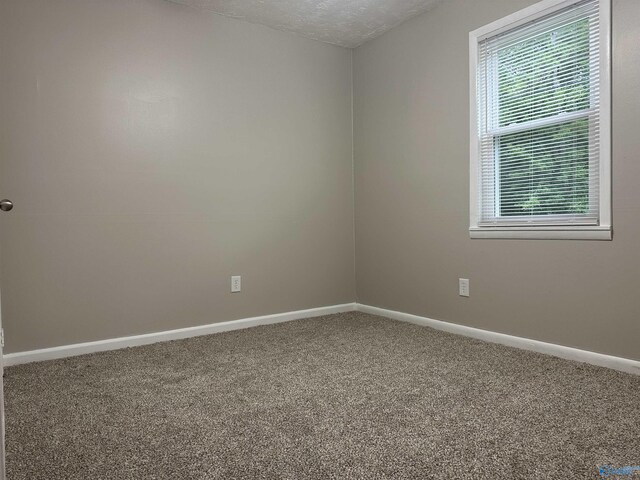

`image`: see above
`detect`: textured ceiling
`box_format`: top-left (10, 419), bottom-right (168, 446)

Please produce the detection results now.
top-left (167, 0), bottom-right (443, 48)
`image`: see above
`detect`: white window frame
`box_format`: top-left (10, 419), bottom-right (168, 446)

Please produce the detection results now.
top-left (469, 0), bottom-right (611, 240)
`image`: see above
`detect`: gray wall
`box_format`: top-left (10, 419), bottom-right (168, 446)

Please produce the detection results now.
top-left (354, 0), bottom-right (640, 361)
top-left (0, 0), bottom-right (355, 353)
top-left (2, 0), bottom-right (638, 361)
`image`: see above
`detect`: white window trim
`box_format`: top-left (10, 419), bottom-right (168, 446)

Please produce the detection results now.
top-left (469, 0), bottom-right (611, 240)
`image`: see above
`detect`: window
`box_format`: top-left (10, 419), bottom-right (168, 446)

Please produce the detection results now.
top-left (469, 0), bottom-right (611, 239)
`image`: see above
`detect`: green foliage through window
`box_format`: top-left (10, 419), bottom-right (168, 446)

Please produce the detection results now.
top-left (498, 120), bottom-right (589, 216)
top-left (496, 18), bottom-right (591, 217)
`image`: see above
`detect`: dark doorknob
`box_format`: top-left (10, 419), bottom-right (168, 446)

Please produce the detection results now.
top-left (0, 199), bottom-right (13, 212)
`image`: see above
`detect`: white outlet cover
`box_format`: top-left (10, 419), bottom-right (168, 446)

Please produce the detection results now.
top-left (459, 278), bottom-right (469, 297)
top-left (231, 275), bottom-right (241, 293)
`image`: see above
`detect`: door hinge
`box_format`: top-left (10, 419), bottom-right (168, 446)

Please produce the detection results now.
top-left (1, 328), bottom-right (4, 348)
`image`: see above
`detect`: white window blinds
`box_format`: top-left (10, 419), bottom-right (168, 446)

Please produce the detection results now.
top-left (475, 0), bottom-right (603, 227)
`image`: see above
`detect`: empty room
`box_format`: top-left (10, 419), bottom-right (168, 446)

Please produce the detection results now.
top-left (0, 0), bottom-right (638, 478)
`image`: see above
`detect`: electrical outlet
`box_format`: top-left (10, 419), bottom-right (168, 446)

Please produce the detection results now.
top-left (231, 275), bottom-right (241, 293)
top-left (459, 278), bottom-right (470, 297)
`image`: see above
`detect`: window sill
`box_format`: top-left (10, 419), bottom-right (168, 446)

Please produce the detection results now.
top-left (469, 226), bottom-right (612, 240)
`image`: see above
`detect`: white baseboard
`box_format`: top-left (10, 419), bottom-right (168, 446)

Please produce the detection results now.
top-left (357, 304), bottom-right (640, 375)
top-left (3, 303), bottom-right (357, 367)
top-left (5, 302), bottom-right (638, 376)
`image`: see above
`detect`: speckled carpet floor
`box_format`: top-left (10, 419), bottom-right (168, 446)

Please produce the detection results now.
top-left (4, 312), bottom-right (640, 479)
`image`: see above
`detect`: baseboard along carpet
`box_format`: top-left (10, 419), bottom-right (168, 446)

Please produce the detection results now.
top-left (5, 312), bottom-right (639, 479)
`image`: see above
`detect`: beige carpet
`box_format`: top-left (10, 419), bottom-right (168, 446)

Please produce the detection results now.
top-left (4, 312), bottom-right (640, 479)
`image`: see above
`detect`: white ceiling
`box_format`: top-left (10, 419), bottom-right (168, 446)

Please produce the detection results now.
top-left (167, 0), bottom-right (443, 48)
